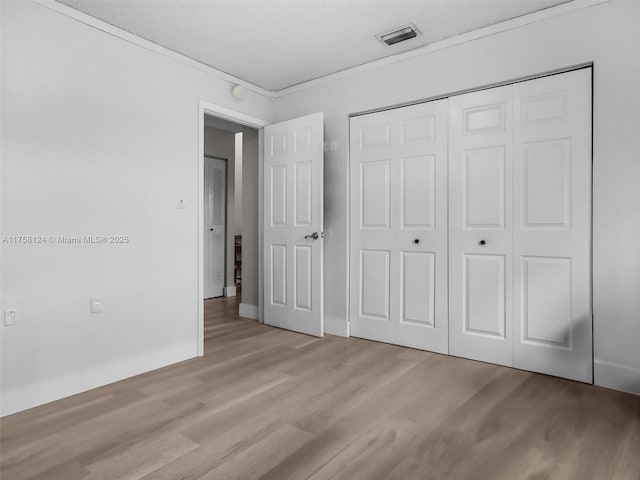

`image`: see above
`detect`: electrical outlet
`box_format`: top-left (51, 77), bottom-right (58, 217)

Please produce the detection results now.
top-left (4, 309), bottom-right (18, 326)
top-left (90, 298), bottom-right (103, 313)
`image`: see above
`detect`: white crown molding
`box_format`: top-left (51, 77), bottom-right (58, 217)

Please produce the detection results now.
top-left (274, 0), bottom-right (612, 98)
top-left (30, 0), bottom-right (275, 99)
top-left (31, 0), bottom-right (611, 100)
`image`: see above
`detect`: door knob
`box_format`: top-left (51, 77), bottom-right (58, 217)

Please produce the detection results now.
top-left (210, 228), bottom-right (214, 231)
top-left (305, 232), bottom-right (319, 240)
top-left (414, 238), bottom-right (420, 244)
top-left (479, 239), bottom-right (486, 246)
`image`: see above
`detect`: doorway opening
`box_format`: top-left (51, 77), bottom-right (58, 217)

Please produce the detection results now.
top-left (203, 117), bottom-right (239, 300)
top-left (198, 101), bottom-right (268, 356)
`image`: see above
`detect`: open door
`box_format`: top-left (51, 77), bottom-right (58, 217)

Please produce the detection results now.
top-left (263, 113), bottom-right (324, 336)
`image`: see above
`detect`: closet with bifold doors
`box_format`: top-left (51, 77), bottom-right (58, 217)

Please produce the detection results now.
top-left (349, 67), bottom-right (592, 383)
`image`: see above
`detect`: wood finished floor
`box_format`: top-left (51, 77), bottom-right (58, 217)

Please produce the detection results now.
top-left (2, 296), bottom-right (639, 480)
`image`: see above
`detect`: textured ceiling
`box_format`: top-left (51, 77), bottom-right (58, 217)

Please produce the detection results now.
top-left (57, 0), bottom-right (570, 91)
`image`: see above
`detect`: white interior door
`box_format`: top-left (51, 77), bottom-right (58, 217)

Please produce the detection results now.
top-left (449, 85), bottom-right (515, 367)
top-left (263, 112), bottom-right (324, 336)
top-left (513, 69), bottom-right (592, 382)
top-left (204, 156), bottom-right (226, 299)
top-left (350, 100), bottom-right (449, 353)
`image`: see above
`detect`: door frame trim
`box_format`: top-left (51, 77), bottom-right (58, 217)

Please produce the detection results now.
top-left (198, 100), bottom-right (269, 356)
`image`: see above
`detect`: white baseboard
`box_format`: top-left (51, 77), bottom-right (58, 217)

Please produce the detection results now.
top-left (0, 342), bottom-right (196, 417)
top-left (239, 303), bottom-right (259, 320)
top-left (224, 285), bottom-right (237, 297)
top-left (594, 358), bottom-right (640, 395)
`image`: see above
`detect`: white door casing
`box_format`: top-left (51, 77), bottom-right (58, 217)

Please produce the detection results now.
top-left (513, 69), bottom-right (592, 383)
top-left (448, 84), bottom-right (515, 367)
top-left (204, 157), bottom-right (227, 299)
top-left (350, 100), bottom-right (449, 353)
top-left (263, 112), bottom-right (324, 336)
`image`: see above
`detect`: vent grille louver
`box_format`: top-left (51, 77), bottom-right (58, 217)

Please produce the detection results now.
top-left (375, 23), bottom-right (421, 46)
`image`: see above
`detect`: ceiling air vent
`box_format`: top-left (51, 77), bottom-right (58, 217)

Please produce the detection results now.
top-left (375, 23), bottom-right (421, 46)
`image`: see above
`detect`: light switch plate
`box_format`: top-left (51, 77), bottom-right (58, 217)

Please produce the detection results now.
top-left (177, 193), bottom-right (186, 209)
top-left (4, 309), bottom-right (18, 326)
top-left (90, 298), bottom-right (103, 313)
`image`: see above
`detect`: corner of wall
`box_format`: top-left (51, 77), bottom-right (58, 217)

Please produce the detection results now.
top-left (238, 303), bottom-right (259, 320)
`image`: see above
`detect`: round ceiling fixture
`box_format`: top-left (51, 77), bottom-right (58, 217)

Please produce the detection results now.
top-left (231, 84), bottom-right (244, 100)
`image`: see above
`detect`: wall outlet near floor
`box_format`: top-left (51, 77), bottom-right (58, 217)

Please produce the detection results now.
top-left (4, 309), bottom-right (18, 326)
top-left (90, 298), bottom-right (103, 313)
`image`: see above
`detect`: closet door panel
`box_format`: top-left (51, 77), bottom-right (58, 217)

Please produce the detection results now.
top-left (349, 68), bottom-right (592, 384)
top-left (350, 100), bottom-right (449, 353)
top-left (350, 110), bottom-right (397, 344)
top-left (449, 85), bottom-right (514, 367)
top-left (513, 68), bottom-right (592, 383)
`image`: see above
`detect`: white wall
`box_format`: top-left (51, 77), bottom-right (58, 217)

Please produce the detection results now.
top-left (0, 0), bottom-right (273, 415)
top-left (274, 0), bottom-right (640, 393)
top-left (234, 132), bottom-right (243, 236)
top-left (3, 1), bottom-right (637, 417)
top-left (240, 127), bottom-right (260, 313)
top-left (204, 126), bottom-right (236, 291)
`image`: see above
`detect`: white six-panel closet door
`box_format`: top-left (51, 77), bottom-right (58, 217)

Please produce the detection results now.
top-left (349, 100), bottom-right (449, 353)
top-left (349, 69), bottom-right (591, 383)
top-left (448, 84), bottom-right (515, 367)
top-left (513, 69), bottom-right (592, 383)
top-left (449, 69), bottom-right (592, 382)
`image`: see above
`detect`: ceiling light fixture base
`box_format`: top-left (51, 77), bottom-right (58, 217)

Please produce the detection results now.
top-left (231, 84), bottom-right (244, 100)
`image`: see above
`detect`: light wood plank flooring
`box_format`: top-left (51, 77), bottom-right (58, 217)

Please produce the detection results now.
top-left (2, 296), bottom-right (639, 480)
